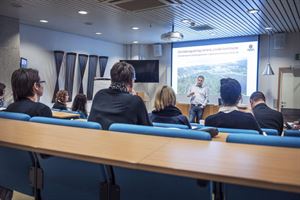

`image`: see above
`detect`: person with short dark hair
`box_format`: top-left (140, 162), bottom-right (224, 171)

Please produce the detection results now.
top-left (205, 78), bottom-right (262, 134)
top-left (72, 94), bottom-right (88, 119)
top-left (52, 90), bottom-right (69, 110)
top-left (187, 75), bottom-right (209, 123)
top-left (88, 62), bottom-right (152, 130)
top-left (250, 91), bottom-right (283, 134)
top-left (6, 68), bottom-right (52, 117)
top-left (0, 82), bottom-right (6, 108)
top-left (150, 85), bottom-right (191, 128)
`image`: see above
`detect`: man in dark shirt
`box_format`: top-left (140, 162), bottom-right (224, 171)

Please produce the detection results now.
top-left (5, 68), bottom-right (52, 117)
top-left (1, 68), bottom-right (52, 200)
top-left (88, 62), bottom-right (152, 130)
top-left (250, 91), bottom-right (283, 134)
top-left (205, 78), bottom-right (262, 134)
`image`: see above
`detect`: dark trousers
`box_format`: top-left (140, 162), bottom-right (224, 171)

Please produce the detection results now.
top-left (189, 104), bottom-right (204, 123)
top-left (0, 186), bottom-right (13, 200)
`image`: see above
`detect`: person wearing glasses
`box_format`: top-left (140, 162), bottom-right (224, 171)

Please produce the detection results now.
top-left (88, 62), bottom-right (152, 130)
top-left (150, 85), bottom-right (191, 128)
top-left (5, 68), bottom-right (52, 117)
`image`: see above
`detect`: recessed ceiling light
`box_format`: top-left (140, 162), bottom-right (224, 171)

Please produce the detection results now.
top-left (132, 27), bottom-right (139, 30)
top-left (95, 32), bottom-right (102, 35)
top-left (247, 8), bottom-right (259, 14)
top-left (265, 27), bottom-right (273, 30)
top-left (181, 19), bottom-right (191, 24)
top-left (133, 41), bottom-right (139, 44)
top-left (78, 10), bottom-right (88, 15)
top-left (39, 20), bottom-right (48, 23)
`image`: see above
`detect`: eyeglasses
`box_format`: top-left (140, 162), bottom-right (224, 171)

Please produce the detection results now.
top-left (38, 80), bottom-right (46, 84)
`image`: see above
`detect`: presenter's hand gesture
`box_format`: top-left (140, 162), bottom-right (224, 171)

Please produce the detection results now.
top-left (187, 92), bottom-right (195, 97)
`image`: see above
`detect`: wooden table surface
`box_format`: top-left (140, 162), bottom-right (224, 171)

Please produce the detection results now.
top-left (0, 119), bottom-right (299, 193)
top-left (52, 111), bottom-right (80, 119)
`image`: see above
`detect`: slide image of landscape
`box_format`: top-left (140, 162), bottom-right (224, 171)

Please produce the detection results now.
top-left (177, 59), bottom-right (247, 97)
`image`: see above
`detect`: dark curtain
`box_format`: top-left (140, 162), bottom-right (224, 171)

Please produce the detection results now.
top-left (65, 52), bottom-right (77, 102)
top-left (78, 54), bottom-right (88, 94)
top-left (99, 56), bottom-right (108, 77)
top-left (87, 55), bottom-right (98, 100)
top-left (52, 51), bottom-right (64, 102)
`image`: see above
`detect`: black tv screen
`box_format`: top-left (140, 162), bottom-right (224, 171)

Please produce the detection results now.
top-left (120, 60), bottom-right (159, 83)
top-left (20, 57), bottom-right (28, 68)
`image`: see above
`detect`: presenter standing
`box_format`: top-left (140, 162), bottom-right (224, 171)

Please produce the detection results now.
top-left (187, 75), bottom-right (209, 123)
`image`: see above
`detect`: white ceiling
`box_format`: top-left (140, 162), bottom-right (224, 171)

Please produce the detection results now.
top-left (0, 0), bottom-right (299, 44)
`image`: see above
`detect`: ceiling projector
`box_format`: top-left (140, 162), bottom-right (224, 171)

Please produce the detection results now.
top-left (161, 31), bottom-right (184, 42)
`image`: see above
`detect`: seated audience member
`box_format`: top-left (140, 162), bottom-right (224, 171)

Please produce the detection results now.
top-left (150, 85), bottom-right (191, 128)
top-left (0, 82), bottom-right (5, 108)
top-left (52, 90), bottom-right (69, 110)
top-left (6, 68), bottom-right (52, 117)
top-left (88, 61), bottom-right (152, 130)
top-left (205, 78), bottom-right (262, 134)
top-left (250, 91), bottom-right (283, 134)
top-left (72, 94), bottom-right (88, 119)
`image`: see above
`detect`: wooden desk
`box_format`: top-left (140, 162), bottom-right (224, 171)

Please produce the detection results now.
top-left (212, 132), bottom-right (229, 142)
top-left (176, 103), bottom-right (219, 119)
top-left (0, 119), bottom-right (299, 193)
top-left (52, 111), bottom-right (80, 119)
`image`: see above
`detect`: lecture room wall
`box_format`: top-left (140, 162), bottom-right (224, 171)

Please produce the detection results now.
top-left (20, 24), bottom-right (126, 108)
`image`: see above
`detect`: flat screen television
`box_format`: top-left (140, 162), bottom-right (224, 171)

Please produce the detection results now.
top-left (20, 57), bottom-right (28, 68)
top-left (120, 60), bottom-right (159, 83)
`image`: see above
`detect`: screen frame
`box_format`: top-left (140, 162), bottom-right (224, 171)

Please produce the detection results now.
top-left (20, 57), bottom-right (28, 68)
top-left (171, 35), bottom-right (259, 93)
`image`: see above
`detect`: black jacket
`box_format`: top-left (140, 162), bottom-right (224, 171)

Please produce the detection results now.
top-left (150, 105), bottom-right (191, 128)
top-left (52, 101), bottom-right (67, 110)
top-left (6, 99), bottom-right (52, 117)
top-left (205, 110), bottom-right (263, 134)
top-left (252, 103), bottom-right (283, 134)
top-left (88, 88), bottom-right (152, 130)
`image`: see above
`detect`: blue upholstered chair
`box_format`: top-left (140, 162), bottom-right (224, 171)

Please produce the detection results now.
top-left (0, 147), bottom-right (35, 196)
top-left (0, 111), bottom-right (31, 121)
top-left (261, 128), bottom-right (279, 136)
top-left (37, 155), bottom-right (108, 200)
top-left (152, 122), bottom-right (189, 129)
top-left (113, 167), bottom-right (212, 200)
top-left (109, 123), bottom-right (212, 200)
top-left (226, 134), bottom-right (300, 148)
top-left (217, 127), bottom-right (259, 135)
top-left (109, 123), bottom-right (211, 140)
top-left (0, 111), bottom-right (36, 197)
top-left (284, 129), bottom-right (300, 137)
top-left (225, 134), bottom-right (300, 200)
top-left (30, 117), bottom-right (101, 129)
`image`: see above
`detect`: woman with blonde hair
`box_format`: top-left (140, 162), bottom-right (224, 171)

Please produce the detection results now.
top-left (150, 85), bottom-right (191, 128)
top-left (52, 90), bottom-right (69, 110)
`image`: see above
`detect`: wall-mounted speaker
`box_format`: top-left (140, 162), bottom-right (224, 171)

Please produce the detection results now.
top-left (153, 44), bottom-right (162, 57)
top-left (273, 33), bottom-right (286, 49)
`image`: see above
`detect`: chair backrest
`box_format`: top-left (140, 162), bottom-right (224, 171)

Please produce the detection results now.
top-left (284, 129), bottom-right (300, 137)
top-left (226, 134), bottom-right (300, 148)
top-left (152, 122), bottom-right (189, 129)
top-left (30, 117), bottom-right (101, 129)
top-left (0, 146), bottom-right (34, 196)
top-left (224, 183), bottom-right (300, 200)
top-left (37, 155), bottom-right (107, 200)
top-left (261, 128), bottom-right (279, 136)
top-left (113, 166), bottom-right (212, 200)
top-left (109, 123), bottom-right (211, 140)
top-left (0, 111), bottom-right (31, 121)
top-left (217, 127), bottom-right (259, 135)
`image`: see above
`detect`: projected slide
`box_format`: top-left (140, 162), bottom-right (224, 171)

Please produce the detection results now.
top-left (172, 36), bottom-right (258, 102)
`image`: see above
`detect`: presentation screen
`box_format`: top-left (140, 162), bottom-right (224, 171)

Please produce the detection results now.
top-left (172, 36), bottom-right (259, 104)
